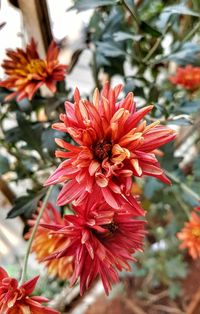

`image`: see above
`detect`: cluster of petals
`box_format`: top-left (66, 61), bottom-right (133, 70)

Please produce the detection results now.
top-left (0, 267), bottom-right (59, 314)
top-left (45, 83), bottom-right (176, 212)
top-left (0, 38), bottom-right (67, 101)
top-left (25, 202), bottom-right (73, 280)
top-left (41, 194), bottom-right (146, 295)
top-left (177, 211), bottom-right (200, 259)
top-left (169, 65), bottom-right (200, 90)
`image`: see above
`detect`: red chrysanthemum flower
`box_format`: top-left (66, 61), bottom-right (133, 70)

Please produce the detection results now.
top-left (0, 267), bottom-right (60, 314)
top-left (0, 39), bottom-right (67, 101)
top-left (42, 195), bottom-right (145, 295)
top-left (169, 65), bottom-right (200, 90)
top-left (45, 83), bottom-right (176, 211)
top-left (177, 211), bottom-right (200, 259)
top-left (25, 202), bottom-right (73, 280)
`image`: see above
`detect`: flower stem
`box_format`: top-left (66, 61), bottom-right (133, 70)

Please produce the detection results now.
top-left (143, 23), bottom-right (171, 64)
top-left (19, 185), bottom-right (53, 285)
top-left (165, 170), bottom-right (200, 204)
top-left (183, 20), bottom-right (200, 43)
top-left (121, 0), bottom-right (140, 29)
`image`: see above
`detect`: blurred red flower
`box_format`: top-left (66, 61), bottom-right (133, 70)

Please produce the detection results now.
top-left (0, 267), bottom-right (60, 314)
top-left (25, 202), bottom-right (73, 280)
top-left (42, 195), bottom-right (145, 295)
top-left (0, 39), bottom-right (67, 101)
top-left (169, 65), bottom-right (200, 90)
top-left (45, 83), bottom-right (175, 210)
top-left (177, 211), bottom-right (200, 259)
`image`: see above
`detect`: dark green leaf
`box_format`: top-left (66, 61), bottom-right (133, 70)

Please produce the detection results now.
top-left (0, 155), bottom-right (10, 175)
top-left (7, 189), bottom-right (47, 219)
top-left (140, 21), bottom-right (162, 38)
top-left (16, 112), bottom-right (43, 156)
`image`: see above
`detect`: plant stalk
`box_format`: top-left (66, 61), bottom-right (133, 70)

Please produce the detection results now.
top-left (19, 185), bottom-right (53, 285)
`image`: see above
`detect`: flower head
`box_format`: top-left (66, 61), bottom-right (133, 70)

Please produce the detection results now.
top-left (177, 211), bottom-right (200, 259)
top-left (42, 195), bottom-right (145, 295)
top-left (0, 267), bottom-right (60, 314)
top-left (0, 39), bottom-right (67, 101)
top-left (25, 202), bottom-right (73, 280)
top-left (169, 65), bottom-right (200, 90)
top-left (45, 83), bottom-right (175, 210)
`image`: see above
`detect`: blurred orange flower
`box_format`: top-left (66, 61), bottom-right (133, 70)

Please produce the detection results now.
top-left (25, 202), bottom-right (73, 280)
top-left (0, 39), bottom-right (67, 101)
top-left (177, 211), bottom-right (200, 259)
top-left (169, 65), bottom-right (200, 90)
top-left (0, 267), bottom-right (60, 314)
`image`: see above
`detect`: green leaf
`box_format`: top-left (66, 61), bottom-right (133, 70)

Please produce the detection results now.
top-left (168, 282), bottom-right (181, 299)
top-left (42, 128), bottom-right (67, 155)
top-left (164, 43), bottom-right (200, 65)
top-left (0, 155), bottom-right (10, 175)
top-left (140, 21), bottom-right (162, 38)
top-left (164, 4), bottom-right (200, 17)
top-left (179, 100), bottom-right (200, 114)
top-left (165, 255), bottom-right (187, 279)
top-left (69, 0), bottom-right (116, 12)
top-left (16, 112), bottom-right (43, 156)
top-left (96, 41), bottom-right (125, 57)
top-left (113, 31), bottom-right (143, 41)
top-left (167, 117), bottom-right (193, 126)
top-left (7, 189), bottom-right (47, 219)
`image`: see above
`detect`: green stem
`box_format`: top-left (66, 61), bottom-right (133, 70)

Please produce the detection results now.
top-left (143, 23), bottom-right (171, 64)
top-left (182, 20), bottom-right (200, 43)
top-left (19, 185), bottom-right (53, 285)
top-left (150, 20), bottom-right (200, 66)
top-left (172, 190), bottom-right (190, 219)
top-left (165, 170), bottom-right (200, 204)
top-left (121, 0), bottom-right (140, 29)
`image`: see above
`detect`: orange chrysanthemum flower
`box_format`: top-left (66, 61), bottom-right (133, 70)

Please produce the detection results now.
top-left (0, 39), bottom-right (67, 101)
top-left (25, 202), bottom-right (73, 280)
top-left (169, 65), bottom-right (200, 90)
top-left (177, 212), bottom-right (200, 259)
top-left (0, 267), bottom-right (60, 314)
top-left (45, 83), bottom-right (176, 211)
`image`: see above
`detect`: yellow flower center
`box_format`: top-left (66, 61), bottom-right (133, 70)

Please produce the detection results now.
top-left (26, 59), bottom-right (46, 73)
top-left (192, 227), bottom-right (200, 238)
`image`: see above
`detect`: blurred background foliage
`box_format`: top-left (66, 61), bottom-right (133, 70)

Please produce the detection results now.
top-left (1, 0), bottom-right (200, 311)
